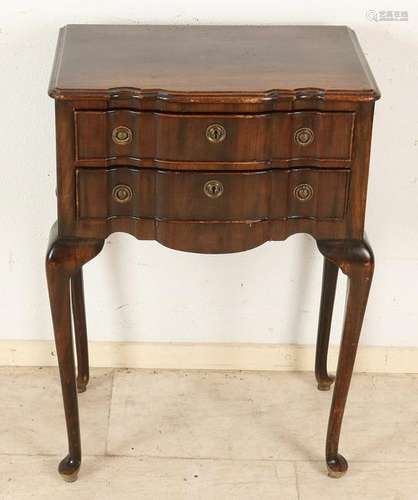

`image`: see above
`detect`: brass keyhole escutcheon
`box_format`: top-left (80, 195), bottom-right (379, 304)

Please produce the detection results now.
top-left (206, 123), bottom-right (226, 143)
top-left (112, 184), bottom-right (133, 203)
top-left (204, 180), bottom-right (224, 198)
top-left (293, 183), bottom-right (314, 202)
top-left (294, 127), bottom-right (314, 146)
top-left (112, 126), bottom-right (133, 145)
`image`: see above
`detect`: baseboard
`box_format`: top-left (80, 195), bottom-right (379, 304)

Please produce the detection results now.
top-left (0, 340), bottom-right (417, 373)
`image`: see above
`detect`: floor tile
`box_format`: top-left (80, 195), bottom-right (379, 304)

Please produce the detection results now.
top-left (108, 370), bottom-right (418, 463)
top-left (296, 461), bottom-right (418, 500)
top-left (0, 455), bottom-right (297, 500)
top-left (330, 373), bottom-right (418, 462)
top-left (0, 367), bottom-right (113, 455)
top-left (2, 367), bottom-right (417, 498)
top-left (107, 369), bottom-right (330, 460)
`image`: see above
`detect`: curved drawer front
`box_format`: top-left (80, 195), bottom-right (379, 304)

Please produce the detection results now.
top-left (74, 110), bottom-right (354, 167)
top-left (76, 168), bottom-right (349, 222)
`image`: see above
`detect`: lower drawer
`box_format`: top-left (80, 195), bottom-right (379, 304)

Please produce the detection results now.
top-left (76, 168), bottom-right (349, 221)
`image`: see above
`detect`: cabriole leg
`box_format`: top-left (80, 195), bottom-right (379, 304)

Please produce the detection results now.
top-left (71, 269), bottom-right (90, 393)
top-left (317, 238), bottom-right (374, 478)
top-left (46, 222), bottom-right (104, 482)
top-left (315, 257), bottom-right (339, 391)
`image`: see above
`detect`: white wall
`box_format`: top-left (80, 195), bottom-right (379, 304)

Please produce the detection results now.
top-left (1, 1), bottom-right (417, 349)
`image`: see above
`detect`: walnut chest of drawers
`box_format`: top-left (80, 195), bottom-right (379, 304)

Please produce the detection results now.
top-left (46, 25), bottom-right (380, 482)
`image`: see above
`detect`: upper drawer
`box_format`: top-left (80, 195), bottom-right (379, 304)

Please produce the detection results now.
top-left (74, 110), bottom-right (355, 168)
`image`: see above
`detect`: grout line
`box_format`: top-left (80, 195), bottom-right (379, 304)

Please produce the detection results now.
top-left (294, 462), bottom-right (301, 500)
top-left (104, 368), bottom-right (116, 456)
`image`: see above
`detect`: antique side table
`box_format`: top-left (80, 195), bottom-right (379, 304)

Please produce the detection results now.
top-left (46, 25), bottom-right (380, 481)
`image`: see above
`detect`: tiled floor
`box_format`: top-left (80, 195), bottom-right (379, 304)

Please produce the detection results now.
top-left (0, 368), bottom-right (417, 499)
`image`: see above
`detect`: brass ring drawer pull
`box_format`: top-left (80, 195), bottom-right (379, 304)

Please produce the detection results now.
top-left (206, 123), bottom-right (226, 143)
top-left (204, 179), bottom-right (224, 198)
top-left (294, 127), bottom-right (314, 146)
top-left (112, 184), bottom-right (133, 203)
top-left (112, 126), bottom-right (133, 145)
top-left (293, 183), bottom-right (314, 202)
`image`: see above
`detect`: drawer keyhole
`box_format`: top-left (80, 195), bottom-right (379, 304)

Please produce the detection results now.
top-left (112, 126), bottom-right (133, 145)
top-left (112, 184), bottom-right (133, 203)
top-left (206, 124), bottom-right (226, 143)
top-left (293, 183), bottom-right (314, 202)
top-left (294, 127), bottom-right (314, 146)
top-left (204, 180), bottom-right (224, 198)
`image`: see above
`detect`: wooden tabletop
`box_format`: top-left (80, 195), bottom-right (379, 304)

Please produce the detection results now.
top-left (49, 25), bottom-right (380, 101)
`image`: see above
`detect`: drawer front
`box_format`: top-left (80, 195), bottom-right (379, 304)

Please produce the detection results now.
top-left (76, 168), bottom-right (349, 222)
top-left (156, 171), bottom-right (270, 220)
top-left (74, 110), bottom-right (354, 166)
top-left (272, 111), bottom-right (354, 161)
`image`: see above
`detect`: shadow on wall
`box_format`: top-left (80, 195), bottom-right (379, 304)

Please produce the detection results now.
top-left (90, 231), bottom-right (320, 349)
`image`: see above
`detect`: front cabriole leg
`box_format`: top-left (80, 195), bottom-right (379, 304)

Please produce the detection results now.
top-left (317, 238), bottom-right (374, 478)
top-left (45, 222), bottom-right (104, 482)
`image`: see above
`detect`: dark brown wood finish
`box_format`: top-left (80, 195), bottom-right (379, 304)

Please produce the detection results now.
top-left (46, 222), bottom-right (104, 481)
top-left (49, 25), bottom-right (379, 104)
top-left (317, 238), bottom-right (374, 478)
top-left (74, 110), bottom-right (355, 166)
top-left (76, 168), bottom-right (349, 222)
top-left (315, 258), bottom-right (339, 391)
top-left (47, 25), bottom-right (380, 481)
top-left (71, 269), bottom-right (89, 393)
